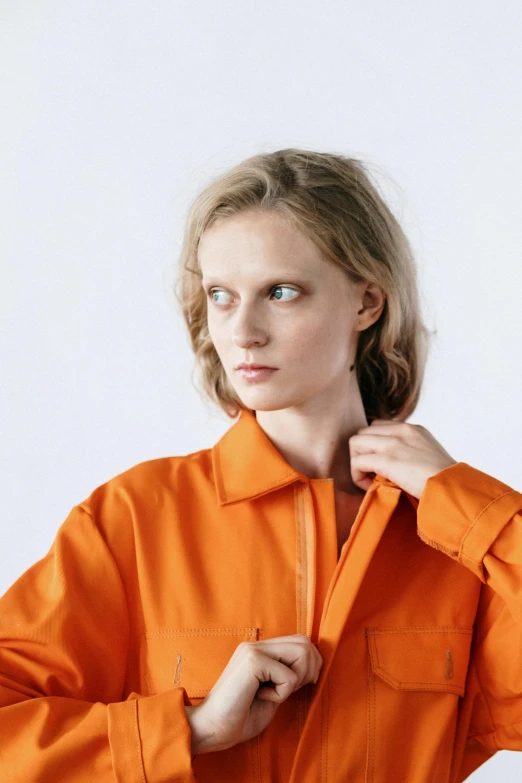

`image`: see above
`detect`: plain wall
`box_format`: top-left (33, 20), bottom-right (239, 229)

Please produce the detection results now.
top-left (1, 1), bottom-right (521, 779)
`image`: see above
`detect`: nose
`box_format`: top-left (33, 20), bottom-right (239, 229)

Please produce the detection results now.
top-left (231, 304), bottom-right (267, 349)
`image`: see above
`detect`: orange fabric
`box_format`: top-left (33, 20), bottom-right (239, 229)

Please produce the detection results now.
top-left (1, 407), bottom-right (521, 781)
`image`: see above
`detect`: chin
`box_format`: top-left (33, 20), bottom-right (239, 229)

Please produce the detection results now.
top-left (240, 401), bottom-right (280, 413)
top-left (234, 394), bottom-right (284, 413)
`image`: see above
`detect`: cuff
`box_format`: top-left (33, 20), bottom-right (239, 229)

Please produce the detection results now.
top-left (108, 687), bottom-right (195, 783)
top-left (416, 462), bottom-right (522, 582)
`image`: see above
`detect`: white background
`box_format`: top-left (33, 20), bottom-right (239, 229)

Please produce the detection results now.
top-left (1, 2), bottom-right (521, 779)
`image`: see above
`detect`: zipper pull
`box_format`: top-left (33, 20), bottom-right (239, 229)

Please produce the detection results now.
top-left (444, 649), bottom-right (454, 680)
top-left (172, 654), bottom-right (182, 686)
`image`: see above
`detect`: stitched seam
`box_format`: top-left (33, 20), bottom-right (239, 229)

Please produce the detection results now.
top-left (367, 628), bottom-right (469, 691)
top-left (366, 626), bottom-right (473, 634)
top-left (296, 684), bottom-right (300, 755)
top-left (245, 474), bottom-right (303, 502)
top-left (302, 484), bottom-right (315, 639)
top-left (460, 490), bottom-right (519, 563)
top-left (224, 471), bottom-right (301, 504)
top-left (320, 680), bottom-right (324, 782)
top-left (294, 472), bottom-right (300, 758)
top-left (295, 483), bottom-right (309, 743)
top-left (145, 628), bottom-right (259, 638)
top-left (298, 689), bottom-right (303, 743)
top-left (366, 652), bottom-right (375, 783)
top-left (369, 637), bottom-right (445, 690)
top-left (256, 734), bottom-right (261, 783)
top-left (134, 700), bottom-right (146, 783)
top-left (295, 485), bottom-right (302, 640)
top-left (372, 672), bottom-right (463, 690)
top-left (371, 656), bottom-right (376, 780)
top-left (417, 529), bottom-right (459, 558)
top-left (325, 672), bottom-right (330, 783)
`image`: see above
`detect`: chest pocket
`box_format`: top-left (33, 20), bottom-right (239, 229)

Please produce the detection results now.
top-left (140, 627), bottom-right (260, 702)
top-left (365, 626), bottom-right (473, 783)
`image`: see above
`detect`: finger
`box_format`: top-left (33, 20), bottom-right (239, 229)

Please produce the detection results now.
top-left (255, 634), bottom-right (311, 645)
top-left (256, 635), bottom-right (322, 675)
top-left (254, 656), bottom-right (301, 702)
top-left (253, 638), bottom-right (313, 682)
top-left (357, 422), bottom-right (405, 434)
top-left (313, 648), bottom-right (323, 683)
top-left (254, 638), bottom-right (319, 691)
top-left (349, 433), bottom-right (396, 450)
top-left (350, 452), bottom-right (388, 482)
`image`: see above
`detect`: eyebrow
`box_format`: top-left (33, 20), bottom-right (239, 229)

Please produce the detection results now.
top-left (201, 274), bottom-right (314, 289)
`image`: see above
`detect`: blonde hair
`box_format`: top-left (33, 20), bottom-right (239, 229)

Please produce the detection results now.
top-left (174, 147), bottom-right (434, 422)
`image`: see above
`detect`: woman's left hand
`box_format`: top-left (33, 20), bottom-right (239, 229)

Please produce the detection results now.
top-left (349, 419), bottom-right (458, 498)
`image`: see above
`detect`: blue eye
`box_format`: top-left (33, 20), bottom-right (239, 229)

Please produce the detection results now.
top-left (208, 285), bottom-right (298, 305)
top-left (209, 289), bottom-right (228, 304)
top-left (271, 285), bottom-right (298, 301)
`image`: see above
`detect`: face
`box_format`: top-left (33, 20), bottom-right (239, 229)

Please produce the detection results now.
top-left (197, 209), bottom-right (383, 415)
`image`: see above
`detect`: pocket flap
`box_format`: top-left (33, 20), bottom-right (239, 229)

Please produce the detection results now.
top-left (365, 626), bottom-right (473, 696)
top-left (141, 627), bottom-right (260, 698)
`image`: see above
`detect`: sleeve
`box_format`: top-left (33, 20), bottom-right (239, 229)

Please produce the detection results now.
top-left (0, 504), bottom-right (196, 782)
top-left (415, 461), bottom-right (522, 754)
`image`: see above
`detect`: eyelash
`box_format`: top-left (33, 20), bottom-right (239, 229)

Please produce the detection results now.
top-left (207, 285), bottom-right (299, 305)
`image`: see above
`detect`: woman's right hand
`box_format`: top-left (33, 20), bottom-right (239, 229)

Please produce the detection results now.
top-left (185, 633), bottom-right (323, 755)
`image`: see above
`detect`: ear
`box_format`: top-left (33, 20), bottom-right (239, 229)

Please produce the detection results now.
top-left (357, 282), bottom-right (386, 329)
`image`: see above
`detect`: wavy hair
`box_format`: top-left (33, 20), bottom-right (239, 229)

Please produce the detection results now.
top-left (173, 147), bottom-right (434, 421)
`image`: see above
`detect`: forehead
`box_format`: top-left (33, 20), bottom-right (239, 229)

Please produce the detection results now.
top-left (197, 210), bottom-right (326, 278)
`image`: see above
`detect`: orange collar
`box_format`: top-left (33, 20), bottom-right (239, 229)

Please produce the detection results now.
top-left (212, 408), bottom-right (418, 510)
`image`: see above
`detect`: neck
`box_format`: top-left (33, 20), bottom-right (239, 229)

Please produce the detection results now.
top-left (253, 392), bottom-right (369, 492)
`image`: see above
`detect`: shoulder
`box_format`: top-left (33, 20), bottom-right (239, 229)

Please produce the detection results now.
top-left (75, 448), bottom-right (215, 535)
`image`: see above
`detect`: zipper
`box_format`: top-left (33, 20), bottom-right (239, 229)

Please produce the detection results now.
top-left (295, 481), bottom-right (317, 739)
top-left (295, 481), bottom-right (316, 638)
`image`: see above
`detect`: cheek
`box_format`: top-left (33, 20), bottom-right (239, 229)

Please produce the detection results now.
top-left (295, 316), bottom-right (348, 360)
top-left (206, 328), bottom-right (227, 365)
top-left (282, 321), bottom-right (323, 360)
top-left (206, 318), bottom-right (224, 348)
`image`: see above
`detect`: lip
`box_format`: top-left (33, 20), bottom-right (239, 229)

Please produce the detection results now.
top-left (237, 367), bottom-right (278, 382)
top-left (236, 363), bottom-right (277, 370)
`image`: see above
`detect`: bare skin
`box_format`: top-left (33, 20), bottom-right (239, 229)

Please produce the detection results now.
top-left (185, 634), bottom-right (323, 755)
top-left (191, 210), bottom-right (386, 755)
top-left (334, 488), bottom-right (366, 559)
top-left (198, 208), bottom-right (386, 549)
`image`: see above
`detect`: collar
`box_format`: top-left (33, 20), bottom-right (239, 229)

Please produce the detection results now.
top-left (211, 408), bottom-right (417, 508)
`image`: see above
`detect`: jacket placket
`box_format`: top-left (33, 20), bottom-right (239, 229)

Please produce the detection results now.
top-left (289, 480), bottom-right (404, 782)
top-left (294, 479), bottom-right (318, 740)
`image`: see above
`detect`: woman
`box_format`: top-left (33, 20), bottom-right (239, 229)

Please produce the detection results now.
top-left (1, 148), bottom-right (521, 782)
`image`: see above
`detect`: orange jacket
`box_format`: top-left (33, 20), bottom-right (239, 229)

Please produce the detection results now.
top-left (1, 407), bottom-right (521, 782)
